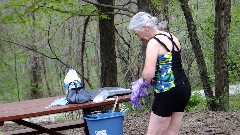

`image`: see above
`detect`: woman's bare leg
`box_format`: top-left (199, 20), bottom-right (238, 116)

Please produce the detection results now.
top-left (163, 112), bottom-right (184, 135)
top-left (147, 112), bottom-right (171, 135)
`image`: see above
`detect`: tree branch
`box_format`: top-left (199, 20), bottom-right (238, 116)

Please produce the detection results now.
top-left (82, 0), bottom-right (136, 14)
top-left (0, 39), bottom-right (93, 88)
top-left (114, 26), bottom-right (131, 48)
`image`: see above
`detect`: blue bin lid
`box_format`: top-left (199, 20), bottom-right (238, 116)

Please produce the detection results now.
top-left (85, 111), bottom-right (124, 121)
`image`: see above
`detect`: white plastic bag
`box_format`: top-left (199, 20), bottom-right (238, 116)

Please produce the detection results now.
top-left (64, 68), bottom-right (81, 94)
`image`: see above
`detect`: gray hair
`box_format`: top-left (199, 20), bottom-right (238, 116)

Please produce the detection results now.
top-left (128, 12), bottom-right (168, 32)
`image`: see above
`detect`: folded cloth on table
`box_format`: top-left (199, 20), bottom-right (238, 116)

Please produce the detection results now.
top-left (49, 97), bottom-right (69, 107)
top-left (130, 78), bottom-right (152, 109)
top-left (89, 87), bottom-right (132, 100)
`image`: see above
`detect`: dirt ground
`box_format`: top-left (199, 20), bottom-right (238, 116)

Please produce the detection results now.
top-left (1, 110), bottom-right (239, 135)
top-left (124, 110), bottom-right (240, 135)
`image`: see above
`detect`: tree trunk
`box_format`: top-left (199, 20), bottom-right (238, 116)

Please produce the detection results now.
top-left (179, 0), bottom-right (216, 110)
top-left (97, 0), bottom-right (117, 87)
top-left (27, 0), bottom-right (43, 99)
top-left (42, 58), bottom-right (50, 96)
top-left (214, 0), bottom-right (231, 111)
top-left (28, 52), bottom-right (43, 99)
top-left (77, 16), bottom-right (90, 88)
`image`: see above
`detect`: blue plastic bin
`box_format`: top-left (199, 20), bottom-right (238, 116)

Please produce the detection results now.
top-left (85, 111), bottom-right (124, 135)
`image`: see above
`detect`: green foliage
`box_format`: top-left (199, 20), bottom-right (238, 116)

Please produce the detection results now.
top-left (100, 15), bottom-right (111, 20)
top-left (229, 2), bottom-right (240, 83)
top-left (54, 114), bottom-right (66, 122)
top-left (230, 93), bottom-right (240, 110)
top-left (0, 0), bottom-right (239, 104)
top-left (0, 0), bottom-right (97, 24)
top-left (53, 111), bottom-right (82, 122)
top-left (122, 98), bottom-right (150, 114)
top-left (185, 92), bottom-right (205, 111)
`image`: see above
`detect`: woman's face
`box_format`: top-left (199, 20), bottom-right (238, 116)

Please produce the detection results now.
top-left (134, 31), bottom-right (149, 41)
top-left (133, 27), bottom-right (151, 42)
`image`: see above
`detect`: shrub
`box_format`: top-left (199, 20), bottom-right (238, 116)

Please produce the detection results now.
top-left (185, 92), bottom-right (205, 111)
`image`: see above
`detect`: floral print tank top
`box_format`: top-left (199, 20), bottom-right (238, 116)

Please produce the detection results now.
top-left (153, 52), bottom-right (175, 93)
top-left (152, 33), bottom-right (179, 93)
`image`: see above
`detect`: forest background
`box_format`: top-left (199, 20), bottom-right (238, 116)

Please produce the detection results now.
top-left (0, 0), bottom-right (239, 111)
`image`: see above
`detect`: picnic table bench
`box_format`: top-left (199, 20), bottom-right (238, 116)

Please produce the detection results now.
top-left (0, 94), bottom-right (130, 135)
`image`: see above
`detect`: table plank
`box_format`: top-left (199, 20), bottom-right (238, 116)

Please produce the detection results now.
top-left (0, 95), bottom-right (130, 122)
top-left (0, 96), bottom-right (63, 112)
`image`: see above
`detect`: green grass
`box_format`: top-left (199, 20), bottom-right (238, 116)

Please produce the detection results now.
top-left (122, 99), bottom-right (150, 114)
top-left (184, 92), bottom-right (240, 111)
top-left (185, 92), bottom-right (206, 111)
top-left (230, 93), bottom-right (240, 110)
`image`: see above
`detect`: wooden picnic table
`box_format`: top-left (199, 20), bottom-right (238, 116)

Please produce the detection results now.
top-left (0, 94), bottom-right (130, 135)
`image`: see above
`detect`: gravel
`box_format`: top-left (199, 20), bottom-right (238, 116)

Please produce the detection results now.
top-left (1, 110), bottom-right (240, 135)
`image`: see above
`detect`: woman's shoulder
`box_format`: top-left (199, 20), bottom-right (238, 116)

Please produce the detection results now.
top-left (153, 32), bottom-right (181, 51)
top-left (157, 32), bottom-right (180, 46)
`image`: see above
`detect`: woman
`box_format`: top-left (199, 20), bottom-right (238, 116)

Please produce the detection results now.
top-left (128, 12), bottom-right (191, 135)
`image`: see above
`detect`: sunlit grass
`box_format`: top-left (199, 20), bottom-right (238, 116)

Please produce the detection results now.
top-left (230, 93), bottom-right (240, 110)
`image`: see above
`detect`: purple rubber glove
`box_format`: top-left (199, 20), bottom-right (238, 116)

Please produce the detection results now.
top-left (130, 78), bottom-right (152, 109)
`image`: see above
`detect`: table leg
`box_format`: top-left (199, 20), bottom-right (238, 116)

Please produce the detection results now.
top-left (82, 108), bottom-right (91, 135)
top-left (12, 119), bottom-right (63, 135)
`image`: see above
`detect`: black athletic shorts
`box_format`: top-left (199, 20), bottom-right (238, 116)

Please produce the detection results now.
top-left (152, 80), bottom-right (191, 117)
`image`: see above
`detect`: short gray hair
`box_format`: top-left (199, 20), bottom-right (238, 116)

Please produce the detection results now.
top-left (128, 12), bottom-right (168, 32)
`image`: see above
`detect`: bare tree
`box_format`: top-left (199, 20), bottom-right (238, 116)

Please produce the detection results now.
top-left (179, 0), bottom-right (216, 110)
top-left (97, 0), bottom-right (117, 87)
top-left (77, 16), bottom-right (90, 88)
top-left (27, 0), bottom-right (43, 99)
top-left (214, 0), bottom-right (231, 111)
